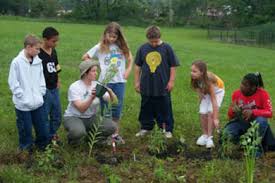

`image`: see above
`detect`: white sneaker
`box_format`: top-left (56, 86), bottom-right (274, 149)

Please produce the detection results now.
top-left (135, 129), bottom-right (149, 137)
top-left (206, 136), bottom-right (215, 148)
top-left (164, 132), bottom-right (173, 138)
top-left (196, 134), bottom-right (208, 146)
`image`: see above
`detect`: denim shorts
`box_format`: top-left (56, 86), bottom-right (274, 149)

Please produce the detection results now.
top-left (104, 83), bottom-right (125, 120)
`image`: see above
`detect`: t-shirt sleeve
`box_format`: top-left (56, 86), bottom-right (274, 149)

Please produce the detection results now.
top-left (166, 44), bottom-right (180, 67)
top-left (135, 47), bottom-right (143, 67)
top-left (87, 43), bottom-right (100, 59)
top-left (68, 84), bottom-right (82, 102)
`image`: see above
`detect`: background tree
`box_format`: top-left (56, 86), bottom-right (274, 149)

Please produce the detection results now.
top-left (0, 0), bottom-right (274, 28)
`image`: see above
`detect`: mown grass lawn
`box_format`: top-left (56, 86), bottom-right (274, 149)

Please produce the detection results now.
top-left (0, 18), bottom-right (275, 183)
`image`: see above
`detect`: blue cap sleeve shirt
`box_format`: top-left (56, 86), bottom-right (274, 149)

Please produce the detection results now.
top-left (135, 42), bottom-right (180, 96)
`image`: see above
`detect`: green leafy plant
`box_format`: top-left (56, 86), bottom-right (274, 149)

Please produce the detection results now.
top-left (35, 140), bottom-right (64, 172)
top-left (101, 164), bottom-right (121, 183)
top-left (132, 148), bottom-right (138, 161)
top-left (201, 161), bottom-right (216, 183)
top-left (232, 101), bottom-right (244, 121)
top-left (88, 113), bottom-right (103, 157)
top-left (153, 159), bottom-right (175, 182)
top-left (100, 164), bottom-right (113, 176)
top-left (240, 121), bottom-right (262, 183)
top-left (96, 64), bottom-right (118, 97)
top-left (107, 174), bottom-right (122, 183)
top-left (198, 159), bottom-right (245, 183)
top-left (176, 135), bottom-right (187, 154)
top-left (154, 165), bottom-right (166, 181)
top-left (100, 64), bottom-right (119, 85)
top-left (148, 128), bottom-right (167, 155)
top-left (220, 130), bottom-right (238, 159)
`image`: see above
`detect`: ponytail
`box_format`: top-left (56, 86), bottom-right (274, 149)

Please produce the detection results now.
top-left (243, 72), bottom-right (264, 88)
top-left (255, 72), bottom-right (264, 88)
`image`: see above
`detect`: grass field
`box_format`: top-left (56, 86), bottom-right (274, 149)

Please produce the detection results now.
top-left (0, 18), bottom-right (275, 183)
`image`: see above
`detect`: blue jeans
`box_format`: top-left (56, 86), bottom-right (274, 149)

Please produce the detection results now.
top-left (101, 83), bottom-right (125, 120)
top-left (15, 105), bottom-right (49, 150)
top-left (44, 88), bottom-right (62, 138)
top-left (224, 117), bottom-right (268, 144)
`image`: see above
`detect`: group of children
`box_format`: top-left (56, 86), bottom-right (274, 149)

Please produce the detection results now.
top-left (8, 22), bottom-right (273, 157)
top-left (8, 27), bottom-right (61, 151)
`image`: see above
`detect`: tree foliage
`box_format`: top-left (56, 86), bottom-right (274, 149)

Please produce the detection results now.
top-left (0, 0), bottom-right (274, 27)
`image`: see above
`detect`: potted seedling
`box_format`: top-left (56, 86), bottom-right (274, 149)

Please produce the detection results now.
top-left (95, 83), bottom-right (108, 97)
top-left (96, 64), bottom-right (118, 97)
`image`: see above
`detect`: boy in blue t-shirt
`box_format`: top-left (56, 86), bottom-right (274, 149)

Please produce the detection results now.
top-left (39, 27), bottom-right (62, 141)
top-left (134, 25), bottom-right (180, 138)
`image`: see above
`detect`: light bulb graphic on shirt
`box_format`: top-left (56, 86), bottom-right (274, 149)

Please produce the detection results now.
top-left (146, 51), bottom-right (162, 73)
top-left (110, 57), bottom-right (118, 64)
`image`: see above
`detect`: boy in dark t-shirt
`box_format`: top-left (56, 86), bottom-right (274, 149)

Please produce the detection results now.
top-left (39, 27), bottom-right (62, 141)
top-left (134, 25), bottom-right (180, 138)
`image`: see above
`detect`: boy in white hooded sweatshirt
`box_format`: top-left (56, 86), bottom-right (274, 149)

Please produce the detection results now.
top-left (8, 34), bottom-right (49, 152)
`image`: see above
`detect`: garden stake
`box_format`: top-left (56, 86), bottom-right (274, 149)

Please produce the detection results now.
top-left (133, 153), bottom-right (136, 161)
top-left (112, 136), bottom-right (116, 153)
